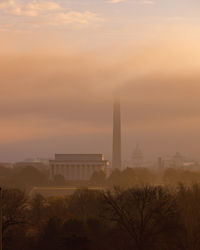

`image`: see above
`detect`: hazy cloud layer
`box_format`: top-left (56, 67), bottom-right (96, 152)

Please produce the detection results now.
top-left (1, 37), bottom-right (200, 161)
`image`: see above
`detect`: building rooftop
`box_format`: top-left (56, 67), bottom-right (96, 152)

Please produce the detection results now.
top-left (53, 154), bottom-right (105, 162)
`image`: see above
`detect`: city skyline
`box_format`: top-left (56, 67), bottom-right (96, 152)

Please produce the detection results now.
top-left (2, 2), bottom-right (200, 250)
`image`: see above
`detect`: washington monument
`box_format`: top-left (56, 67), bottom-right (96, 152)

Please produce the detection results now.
top-left (112, 90), bottom-right (121, 170)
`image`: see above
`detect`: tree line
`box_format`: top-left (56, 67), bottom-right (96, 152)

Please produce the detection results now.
top-left (2, 165), bottom-right (200, 189)
top-left (3, 184), bottom-right (200, 250)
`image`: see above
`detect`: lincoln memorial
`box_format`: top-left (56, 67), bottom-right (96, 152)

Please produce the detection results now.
top-left (50, 154), bottom-right (109, 181)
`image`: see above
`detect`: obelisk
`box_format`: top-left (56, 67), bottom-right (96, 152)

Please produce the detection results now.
top-left (112, 90), bottom-right (121, 170)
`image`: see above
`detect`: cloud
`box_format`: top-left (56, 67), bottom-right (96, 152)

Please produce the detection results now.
top-left (0, 0), bottom-right (61, 16)
top-left (48, 11), bottom-right (102, 26)
top-left (0, 0), bottom-right (102, 27)
top-left (1, 40), bottom-right (200, 132)
top-left (1, 21), bottom-right (200, 160)
top-left (107, 0), bottom-right (155, 4)
top-left (0, 1), bottom-right (9, 9)
top-left (108, 0), bottom-right (127, 3)
top-left (139, 0), bottom-right (155, 5)
top-left (1, 48), bottom-right (200, 160)
top-left (27, 1), bottom-right (61, 12)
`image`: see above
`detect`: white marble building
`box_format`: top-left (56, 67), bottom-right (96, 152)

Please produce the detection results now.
top-left (49, 154), bottom-right (109, 181)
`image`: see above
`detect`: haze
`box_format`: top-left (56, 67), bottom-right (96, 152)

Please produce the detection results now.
top-left (1, 0), bottom-right (200, 161)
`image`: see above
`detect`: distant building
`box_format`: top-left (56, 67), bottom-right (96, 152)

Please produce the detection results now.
top-left (158, 152), bottom-right (185, 169)
top-left (49, 154), bottom-right (109, 181)
top-left (24, 157), bottom-right (50, 165)
top-left (132, 144), bottom-right (143, 167)
top-left (173, 152), bottom-right (184, 167)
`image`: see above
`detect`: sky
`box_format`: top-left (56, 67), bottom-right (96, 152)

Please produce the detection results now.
top-left (1, 0), bottom-right (200, 162)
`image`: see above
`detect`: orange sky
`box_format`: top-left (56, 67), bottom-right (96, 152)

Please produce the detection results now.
top-left (1, 0), bottom-right (200, 161)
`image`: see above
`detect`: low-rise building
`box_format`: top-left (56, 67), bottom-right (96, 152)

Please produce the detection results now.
top-left (49, 154), bottom-right (109, 181)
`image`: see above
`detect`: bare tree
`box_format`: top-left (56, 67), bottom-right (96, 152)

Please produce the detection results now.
top-left (2, 189), bottom-right (28, 235)
top-left (102, 186), bottom-right (182, 250)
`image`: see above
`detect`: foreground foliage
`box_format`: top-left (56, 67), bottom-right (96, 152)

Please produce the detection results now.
top-left (2, 185), bottom-right (200, 250)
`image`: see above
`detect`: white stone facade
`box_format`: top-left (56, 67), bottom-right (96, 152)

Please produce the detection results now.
top-left (50, 154), bottom-right (109, 181)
